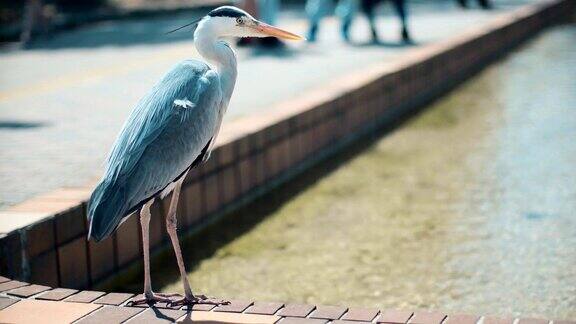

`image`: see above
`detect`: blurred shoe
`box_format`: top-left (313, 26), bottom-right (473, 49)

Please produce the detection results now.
top-left (341, 20), bottom-right (351, 43)
top-left (370, 26), bottom-right (379, 43)
top-left (479, 0), bottom-right (493, 9)
top-left (456, 0), bottom-right (469, 8)
top-left (401, 28), bottom-right (411, 43)
top-left (307, 24), bottom-right (318, 42)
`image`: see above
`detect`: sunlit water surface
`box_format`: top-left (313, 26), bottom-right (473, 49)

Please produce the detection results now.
top-left (146, 24), bottom-right (576, 319)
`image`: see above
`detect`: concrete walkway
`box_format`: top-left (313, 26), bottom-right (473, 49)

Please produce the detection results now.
top-left (0, 0), bottom-right (533, 209)
top-left (1, 276), bottom-right (569, 323)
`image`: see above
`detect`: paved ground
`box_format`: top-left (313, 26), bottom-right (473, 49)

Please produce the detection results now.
top-left (0, 276), bottom-right (564, 323)
top-left (0, 0), bottom-right (533, 209)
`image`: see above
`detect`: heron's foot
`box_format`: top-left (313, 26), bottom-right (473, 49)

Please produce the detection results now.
top-left (129, 292), bottom-right (183, 306)
top-left (168, 294), bottom-right (230, 307)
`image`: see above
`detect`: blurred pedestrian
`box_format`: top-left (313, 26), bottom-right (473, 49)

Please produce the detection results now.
top-left (306, 0), bottom-right (358, 42)
top-left (360, 0), bottom-right (411, 43)
top-left (457, 0), bottom-right (492, 9)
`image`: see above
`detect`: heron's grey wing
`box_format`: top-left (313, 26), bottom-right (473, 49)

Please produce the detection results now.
top-left (88, 60), bottom-right (223, 241)
top-left (199, 105), bottom-right (225, 163)
top-left (105, 61), bottom-right (216, 183)
top-left (126, 72), bottom-right (223, 207)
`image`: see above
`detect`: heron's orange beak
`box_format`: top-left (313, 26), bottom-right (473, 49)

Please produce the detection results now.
top-left (253, 22), bottom-right (304, 41)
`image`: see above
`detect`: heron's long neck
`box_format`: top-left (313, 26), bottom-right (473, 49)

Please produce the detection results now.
top-left (194, 26), bottom-right (237, 101)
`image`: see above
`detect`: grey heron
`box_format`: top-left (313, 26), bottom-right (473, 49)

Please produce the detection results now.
top-left (87, 6), bottom-right (303, 306)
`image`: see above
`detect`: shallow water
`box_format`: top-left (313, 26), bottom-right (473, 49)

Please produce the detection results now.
top-left (149, 24), bottom-right (576, 318)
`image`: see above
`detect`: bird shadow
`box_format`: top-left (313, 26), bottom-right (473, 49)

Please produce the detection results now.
top-left (177, 311), bottom-right (228, 323)
top-left (149, 306), bottom-right (182, 322)
top-left (145, 306), bottom-right (225, 323)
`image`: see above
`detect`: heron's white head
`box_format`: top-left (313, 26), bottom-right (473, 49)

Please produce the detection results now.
top-left (194, 6), bottom-right (303, 41)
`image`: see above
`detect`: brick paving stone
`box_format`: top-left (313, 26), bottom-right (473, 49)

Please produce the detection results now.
top-left (444, 314), bottom-right (480, 324)
top-left (554, 321), bottom-right (576, 324)
top-left (277, 303), bottom-right (316, 318)
top-left (65, 290), bottom-right (106, 303)
top-left (36, 288), bottom-right (79, 301)
top-left (0, 299), bottom-right (100, 324)
top-left (0, 276), bottom-right (10, 283)
top-left (6, 284), bottom-right (51, 298)
top-left (377, 309), bottom-right (413, 323)
top-left (0, 280), bottom-right (29, 292)
top-left (182, 303), bottom-right (217, 311)
top-left (115, 215), bottom-right (141, 267)
top-left (76, 305), bottom-right (144, 324)
top-left (25, 218), bottom-right (55, 258)
top-left (483, 317), bottom-right (515, 324)
top-left (0, 297), bottom-right (18, 310)
top-left (309, 305), bottom-right (348, 320)
top-left (333, 321), bottom-right (372, 324)
top-left (410, 311), bottom-right (446, 324)
top-left (245, 301), bottom-right (284, 315)
top-left (29, 250), bottom-right (59, 287)
top-left (55, 204), bottom-right (86, 245)
top-left (517, 319), bottom-right (550, 324)
top-left (93, 292), bottom-right (134, 306)
top-left (88, 238), bottom-right (115, 283)
top-left (280, 318), bottom-right (328, 324)
top-left (125, 308), bottom-right (186, 323)
top-left (178, 310), bottom-right (280, 323)
top-left (341, 308), bottom-right (379, 322)
top-left (58, 236), bottom-right (89, 289)
top-left (214, 299), bottom-right (253, 313)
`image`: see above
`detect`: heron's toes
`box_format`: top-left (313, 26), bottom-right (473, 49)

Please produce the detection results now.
top-left (155, 292), bottom-right (183, 298)
top-left (168, 295), bottom-right (230, 307)
top-left (128, 293), bottom-right (176, 306)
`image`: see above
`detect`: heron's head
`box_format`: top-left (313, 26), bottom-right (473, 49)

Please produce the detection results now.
top-left (196, 6), bottom-right (303, 40)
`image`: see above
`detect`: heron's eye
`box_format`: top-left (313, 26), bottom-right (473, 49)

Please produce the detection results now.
top-left (236, 17), bottom-right (244, 25)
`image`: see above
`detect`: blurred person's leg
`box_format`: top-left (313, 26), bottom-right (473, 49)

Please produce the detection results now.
top-left (337, 0), bottom-right (358, 42)
top-left (259, 0), bottom-right (279, 24)
top-left (478, 0), bottom-right (492, 9)
top-left (20, 0), bottom-right (43, 46)
top-left (360, 0), bottom-right (378, 43)
top-left (391, 0), bottom-right (411, 42)
top-left (456, 0), bottom-right (469, 8)
top-left (305, 0), bottom-right (330, 42)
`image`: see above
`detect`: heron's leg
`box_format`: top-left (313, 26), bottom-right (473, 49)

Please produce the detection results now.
top-left (166, 177), bottom-right (229, 307)
top-left (164, 178), bottom-right (193, 297)
top-left (130, 199), bottom-right (181, 306)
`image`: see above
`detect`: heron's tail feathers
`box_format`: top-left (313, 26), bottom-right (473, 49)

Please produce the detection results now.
top-left (88, 180), bottom-right (128, 242)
